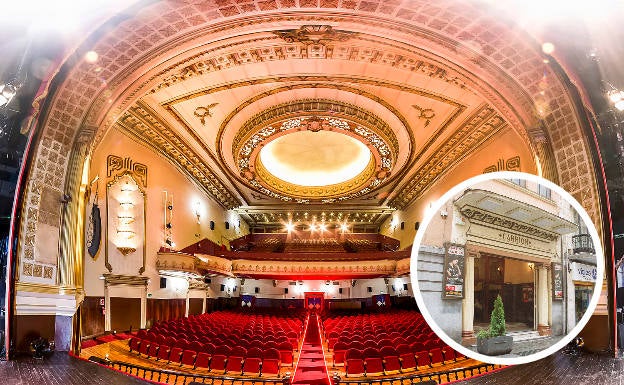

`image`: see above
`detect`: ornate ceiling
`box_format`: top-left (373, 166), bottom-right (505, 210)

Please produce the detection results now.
top-left (23, 0), bottom-right (602, 232)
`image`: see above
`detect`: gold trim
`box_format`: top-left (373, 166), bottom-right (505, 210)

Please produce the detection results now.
top-left (105, 168), bottom-right (147, 275)
top-left (15, 282), bottom-right (64, 294)
top-left (254, 154), bottom-right (378, 200)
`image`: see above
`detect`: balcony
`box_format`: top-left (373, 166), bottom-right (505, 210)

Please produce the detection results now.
top-left (572, 234), bottom-right (595, 254)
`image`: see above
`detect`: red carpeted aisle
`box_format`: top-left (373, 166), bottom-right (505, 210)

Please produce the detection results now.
top-left (292, 313), bottom-right (330, 385)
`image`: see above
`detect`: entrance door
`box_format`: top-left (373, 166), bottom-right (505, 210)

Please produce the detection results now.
top-left (474, 254), bottom-right (534, 329)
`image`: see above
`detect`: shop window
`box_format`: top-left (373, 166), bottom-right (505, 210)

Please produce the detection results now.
top-left (575, 285), bottom-right (593, 322)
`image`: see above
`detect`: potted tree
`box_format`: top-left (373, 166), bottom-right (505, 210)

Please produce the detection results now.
top-left (476, 295), bottom-right (513, 355)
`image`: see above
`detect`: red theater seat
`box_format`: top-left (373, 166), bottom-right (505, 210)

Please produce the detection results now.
top-left (430, 348), bottom-right (444, 365)
top-left (138, 340), bottom-right (150, 356)
top-left (415, 350), bottom-right (431, 368)
top-left (195, 352), bottom-right (211, 369)
top-left (180, 350), bottom-right (197, 367)
top-left (380, 347), bottom-right (401, 374)
top-left (157, 345), bottom-right (171, 362)
top-left (399, 352), bottom-right (417, 372)
top-left (169, 347), bottom-right (184, 364)
top-left (262, 347), bottom-right (281, 375)
top-left (345, 349), bottom-right (365, 377)
top-left (129, 338), bottom-right (140, 353)
top-left (276, 342), bottom-right (293, 366)
top-left (364, 349), bottom-right (384, 376)
top-left (147, 343), bottom-right (160, 358)
top-left (243, 357), bottom-right (262, 376)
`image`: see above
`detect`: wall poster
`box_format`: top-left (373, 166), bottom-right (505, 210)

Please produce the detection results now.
top-left (552, 262), bottom-right (564, 300)
top-left (442, 242), bottom-right (466, 299)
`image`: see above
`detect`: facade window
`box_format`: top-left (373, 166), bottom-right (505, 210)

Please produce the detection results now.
top-left (537, 184), bottom-right (551, 199)
top-left (508, 178), bottom-right (526, 188)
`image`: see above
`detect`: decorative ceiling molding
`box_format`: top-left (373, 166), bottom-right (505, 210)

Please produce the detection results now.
top-left (272, 25), bottom-right (358, 45)
top-left (235, 115), bottom-right (393, 203)
top-left (390, 105), bottom-right (507, 209)
top-left (232, 99), bottom-right (400, 155)
top-left (116, 106), bottom-right (241, 209)
top-left (150, 36), bottom-right (469, 95)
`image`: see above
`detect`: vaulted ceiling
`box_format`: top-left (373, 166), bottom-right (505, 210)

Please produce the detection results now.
top-left (28, 0), bottom-right (602, 230)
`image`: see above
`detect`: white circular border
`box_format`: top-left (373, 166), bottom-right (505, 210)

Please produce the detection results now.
top-left (409, 171), bottom-right (605, 366)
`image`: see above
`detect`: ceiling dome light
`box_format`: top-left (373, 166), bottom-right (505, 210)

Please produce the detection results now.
top-left (259, 130), bottom-right (371, 187)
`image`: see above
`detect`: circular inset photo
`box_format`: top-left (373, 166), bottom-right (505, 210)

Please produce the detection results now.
top-left (410, 171), bottom-right (603, 365)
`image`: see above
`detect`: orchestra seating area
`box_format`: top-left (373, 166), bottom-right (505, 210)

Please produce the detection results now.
top-left (127, 310), bottom-right (305, 377)
top-left (323, 310), bottom-right (465, 377)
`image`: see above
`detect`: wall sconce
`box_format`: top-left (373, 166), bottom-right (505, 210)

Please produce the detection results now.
top-left (163, 191), bottom-right (174, 248)
top-left (528, 263), bottom-right (534, 271)
top-left (116, 181), bottom-right (136, 255)
top-left (194, 201), bottom-right (201, 224)
top-left (440, 209), bottom-right (448, 219)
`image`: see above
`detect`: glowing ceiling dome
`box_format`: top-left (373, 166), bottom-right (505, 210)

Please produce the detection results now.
top-left (259, 130), bottom-right (372, 187)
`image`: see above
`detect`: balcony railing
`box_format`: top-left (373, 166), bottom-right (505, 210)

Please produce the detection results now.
top-left (572, 234), bottom-right (595, 254)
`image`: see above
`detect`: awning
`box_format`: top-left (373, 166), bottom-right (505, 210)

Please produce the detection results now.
top-left (454, 189), bottom-right (578, 241)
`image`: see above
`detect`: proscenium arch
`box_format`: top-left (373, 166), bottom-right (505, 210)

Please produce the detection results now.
top-left (10, 0), bottom-right (610, 357)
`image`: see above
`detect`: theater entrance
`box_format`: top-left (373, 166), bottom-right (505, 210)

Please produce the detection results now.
top-left (474, 254), bottom-right (535, 331)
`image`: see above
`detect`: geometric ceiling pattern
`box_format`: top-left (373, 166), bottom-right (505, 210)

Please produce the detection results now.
top-left (21, 0), bottom-right (602, 241)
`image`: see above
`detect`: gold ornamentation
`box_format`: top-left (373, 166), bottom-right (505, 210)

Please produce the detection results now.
top-left (117, 106), bottom-right (240, 209)
top-left (23, 263), bottom-right (33, 277)
top-left (483, 156), bottom-right (521, 173)
top-left (272, 25), bottom-right (357, 45)
top-left (33, 264), bottom-right (43, 277)
top-left (193, 103), bottom-right (219, 125)
top-left (43, 266), bottom-right (53, 279)
top-left (460, 206), bottom-right (558, 241)
top-left (235, 114), bottom-right (393, 202)
top-left (231, 99), bottom-right (400, 155)
top-left (254, 156), bottom-right (378, 200)
top-left (412, 105), bottom-right (436, 127)
top-left (106, 155), bottom-right (148, 188)
top-left (116, 246), bottom-right (137, 256)
top-left (390, 106), bottom-right (507, 209)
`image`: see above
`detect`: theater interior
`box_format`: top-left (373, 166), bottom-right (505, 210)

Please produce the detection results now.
top-left (0, 1), bottom-right (624, 384)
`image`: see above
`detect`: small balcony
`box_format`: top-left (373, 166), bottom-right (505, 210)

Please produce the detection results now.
top-left (572, 234), bottom-right (595, 254)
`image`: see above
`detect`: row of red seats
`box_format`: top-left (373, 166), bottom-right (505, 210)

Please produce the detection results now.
top-left (129, 338), bottom-right (282, 376)
top-left (144, 311), bottom-right (303, 354)
top-left (332, 339), bottom-right (445, 365)
top-left (135, 331), bottom-right (295, 364)
top-left (342, 345), bottom-right (465, 377)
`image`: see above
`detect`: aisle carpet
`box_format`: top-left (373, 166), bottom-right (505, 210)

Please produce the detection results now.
top-left (292, 313), bottom-right (330, 385)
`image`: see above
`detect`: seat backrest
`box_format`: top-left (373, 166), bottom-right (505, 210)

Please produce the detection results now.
top-left (345, 348), bottom-right (362, 360)
top-left (363, 347), bottom-right (379, 358)
top-left (246, 347), bottom-right (263, 358)
top-left (214, 345), bottom-right (232, 355)
top-left (264, 347), bottom-right (281, 360)
top-left (379, 346), bottom-right (398, 357)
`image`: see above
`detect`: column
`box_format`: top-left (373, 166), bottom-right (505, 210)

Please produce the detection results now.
top-left (185, 288), bottom-right (190, 317)
top-left (461, 251), bottom-right (476, 345)
top-left (202, 293), bottom-right (207, 314)
top-left (140, 284), bottom-right (147, 329)
top-left (537, 264), bottom-right (552, 335)
top-left (104, 284), bottom-right (111, 331)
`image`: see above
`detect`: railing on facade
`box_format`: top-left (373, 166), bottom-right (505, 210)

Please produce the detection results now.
top-left (88, 357), bottom-right (291, 385)
top-left (331, 363), bottom-right (503, 385)
top-left (572, 234), bottom-right (595, 254)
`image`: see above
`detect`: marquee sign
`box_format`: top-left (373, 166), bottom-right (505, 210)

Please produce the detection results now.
top-left (442, 242), bottom-right (465, 299)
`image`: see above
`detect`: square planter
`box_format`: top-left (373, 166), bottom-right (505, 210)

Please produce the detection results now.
top-left (476, 335), bottom-right (513, 356)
